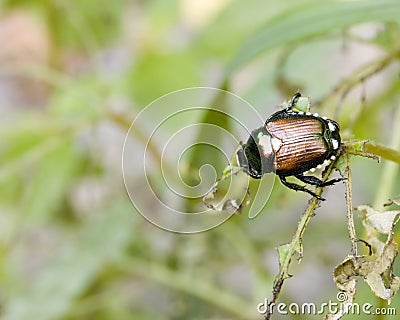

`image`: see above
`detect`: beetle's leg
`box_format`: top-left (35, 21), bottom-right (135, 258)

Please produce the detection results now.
top-left (279, 176), bottom-right (325, 201)
top-left (286, 92), bottom-right (302, 110)
top-left (295, 174), bottom-right (345, 187)
top-left (248, 171), bottom-right (262, 179)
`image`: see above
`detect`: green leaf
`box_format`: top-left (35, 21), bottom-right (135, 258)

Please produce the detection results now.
top-left (334, 153), bottom-right (347, 177)
top-left (186, 91), bottom-right (231, 181)
top-left (276, 241), bottom-right (302, 281)
top-left (277, 243), bottom-right (291, 270)
top-left (127, 52), bottom-right (200, 106)
top-left (196, 0), bottom-right (308, 60)
top-left (49, 76), bottom-right (105, 121)
top-left (21, 139), bottom-right (83, 223)
top-left (227, 0), bottom-right (400, 75)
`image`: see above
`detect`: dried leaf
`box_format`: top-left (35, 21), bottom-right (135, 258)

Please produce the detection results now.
top-left (333, 205), bottom-right (400, 302)
top-left (202, 165), bottom-right (250, 214)
top-left (358, 238), bottom-right (400, 302)
top-left (331, 256), bottom-right (357, 320)
top-left (357, 204), bottom-right (400, 234)
top-left (333, 256), bottom-right (357, 294)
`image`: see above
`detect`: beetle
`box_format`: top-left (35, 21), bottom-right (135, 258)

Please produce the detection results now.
top-left (236, 92), bottom-right (343, 200)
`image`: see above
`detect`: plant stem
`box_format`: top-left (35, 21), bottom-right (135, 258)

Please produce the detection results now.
top-left (316, 47), bottom-right (400, 108)
top-left (265, 164), bottom-right (336, 319)
top-left (106, 110), bottom-right (162, 164)
top-left (343, 154), bottom-right (357, 257)
top-left (364, 141), bottom-right (400, 164)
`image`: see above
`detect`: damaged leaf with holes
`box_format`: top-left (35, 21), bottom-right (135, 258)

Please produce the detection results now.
top-left (202, 155), bottom-right (251, 214)
top-left (333, 204), bottom-right (400, 303)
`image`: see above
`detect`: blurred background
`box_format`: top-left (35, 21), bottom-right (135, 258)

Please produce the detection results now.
top-left (0, 0), bottom-right (399, 319)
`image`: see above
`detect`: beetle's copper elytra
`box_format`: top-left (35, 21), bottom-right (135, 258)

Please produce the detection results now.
top-left (236, 92), bottom-right (343, 201)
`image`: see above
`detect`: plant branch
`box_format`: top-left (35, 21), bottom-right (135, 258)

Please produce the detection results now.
top-left (316, 47), bottom-right (400, 109)
top-left (265, 163), bottom-right (336, 319)
top-left (343, 140), bottom-right (400, 164)
top-left (343, 154), bottom-right (358, 257)
top-left (106, 110), bottom-right (162, 165)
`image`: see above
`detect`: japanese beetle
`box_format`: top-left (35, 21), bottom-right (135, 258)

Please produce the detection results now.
top-left (236, 93), bottom-right (343, 200)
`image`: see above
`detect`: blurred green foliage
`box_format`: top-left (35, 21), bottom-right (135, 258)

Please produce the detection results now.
top-left (3, 0), bottom-right (123, 51)
top-left (0, 0), bottom-right (399, 319)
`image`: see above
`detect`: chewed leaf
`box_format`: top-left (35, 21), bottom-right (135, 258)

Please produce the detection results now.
top-left (276, 244), bottom-right (294, 281)
top-left (294, 96), bottom-right (311, 113)
top-left (277, 240), bottom-right (302, 273)
top-left (365, 273), bottom-right (400, 301)
top-left (333, 256), bottom-right (357, 295)
top-left (333, 153), bottom-right (347, 177)
top-left (333, 204), bottom-right (400, 302)
top-left (357, 205), bottom-right (400, 234)
top-left (334, 239), bottom-right (400, 302)
top-left (367, 211), bottom-right (400, 235)
top-left (203, 165), bottom-right (250, 214)
top-left (358, 238), bottom-right (400, 301)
